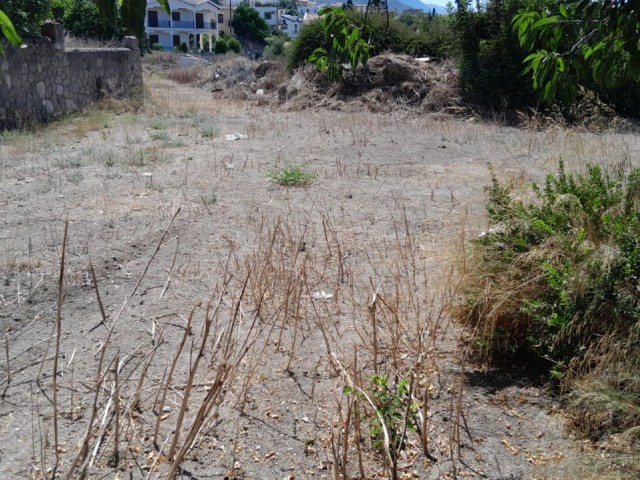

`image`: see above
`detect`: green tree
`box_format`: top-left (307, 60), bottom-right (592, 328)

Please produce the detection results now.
top-left (231, 4), bottom-right (270, 44)
top-left (307, 7), bottom-right (371, 81)
top-left (0, 0), bottom-right (50, 36)
top-left (54, 0), bottom-right (119, 39)
top-left (453, 0), bottom-right (538, 110)
top-left (513, 1), bottom-right (640, 107)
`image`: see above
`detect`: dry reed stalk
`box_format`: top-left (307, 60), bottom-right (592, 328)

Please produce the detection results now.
top-left (166, 303), bottom-right (215, 461)
top-left (65, 354), bottom-right (117, 479)
top-left (3, 335), bottom-right (9, 395)
top-left (88, 262), bottom-right (108, 332)
top-left (112, 353), bottom-right (120, 468)
top-left (152, 308), bottom-right (194, 450)
top-left (52, 220), bottom-right (68, 472)
top-left (130, 206), bottom-right (181, 299)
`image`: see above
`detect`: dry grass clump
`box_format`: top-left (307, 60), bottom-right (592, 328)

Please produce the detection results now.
top-left (207, 55), bottom-right (256, 89)
top-left (518, 88), bottom-right (640, 132)
top-left (281, 54), bottom-right (460, 113)
top-left (455, 161), bottom-right (640, 443)
top-left (166, 64), bottom-right (208, 84)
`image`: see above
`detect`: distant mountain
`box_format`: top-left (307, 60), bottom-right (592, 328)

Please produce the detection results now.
top-left (393, 0), bottom-right (447, 13)
top-left (312, 0), bottom-right (448, 14)
top-left (420, 3), bottom-right (447, 14)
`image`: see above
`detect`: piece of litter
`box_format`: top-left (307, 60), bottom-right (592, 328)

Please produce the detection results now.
top-left (312, 291), bottom-right (333, 301)
top-left (225, 133), bottom-right (248, 141)
top-left (256, 89), bottom-right (264, 96)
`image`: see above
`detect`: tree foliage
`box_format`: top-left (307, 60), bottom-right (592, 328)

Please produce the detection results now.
top-left (513, 1), bottom-right (640, 106)
top-left (0, 7), bottom-right (21, 53)
top-left (231, 4), bottom-right (270, 44)
top-left (0, 0), bottom-right (50, 36)
top-left (454, 0), bottom-right (538, 110)
top-left (308, 7), bottom-right (371, 81)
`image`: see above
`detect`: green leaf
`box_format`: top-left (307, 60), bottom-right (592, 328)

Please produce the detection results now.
top-left (342, 386), bottom-right (354, 394)
top-left (559, 4), bottom-right (567, 18)
top-left (0, 9), bottom-right (22, 47)
top-left (532, 16), bottom-right (559, 30)
top-left (157, 0), bottom-right (171, 15)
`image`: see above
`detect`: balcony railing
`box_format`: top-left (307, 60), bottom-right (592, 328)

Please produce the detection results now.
top-left (148, 19), bottom-right (171, 28)
top-left (173, 20), bottom-right (195, 28)
top-left (147, 20), bottom-right (217, 30)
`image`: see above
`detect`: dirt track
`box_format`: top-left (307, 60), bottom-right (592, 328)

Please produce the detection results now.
top-left (1, 69), bottom-right (639, 479)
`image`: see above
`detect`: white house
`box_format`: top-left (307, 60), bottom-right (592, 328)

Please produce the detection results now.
top-left (280, 14), bottom-right (303, 38)
top-left (297, 1), bottom-right (320, 17)
top-left (253, 4), bottom-right (285, 32)
top-left (145, 0), bottom-right (221, 51)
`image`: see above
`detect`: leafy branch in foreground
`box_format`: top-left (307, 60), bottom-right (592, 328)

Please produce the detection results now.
top-left (308, 7), bottom-right (371, 81)
top-left (513, 0), bottom-right (640, 106)
top-left (0, 9), bottom-right (21, 54)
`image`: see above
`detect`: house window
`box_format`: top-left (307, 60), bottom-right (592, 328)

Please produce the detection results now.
top-left (148, 10), bottom-right (158, 27)
top-left (218, 13), bottom-right (224, 24)
top-left (173, 35), bottom-right (180, 47)
top-left (172, 11), bottom-right (180, 21)
top-left (264, 12), bottom-right (272, 19)
top-left (149, 34), bottom-right (159, 45)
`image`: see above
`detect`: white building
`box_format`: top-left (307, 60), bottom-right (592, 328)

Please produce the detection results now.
top-left (145, 0), bottom-right (222, 51)
top-left (280, 14), bottom-right (303, 38)
top-left (254, 4), bottom-right (285, 32)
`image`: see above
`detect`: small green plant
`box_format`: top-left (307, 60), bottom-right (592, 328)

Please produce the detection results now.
top-left (151, 131), bottom-right (168, 141)
top-left (149, 119), bottom-right (168, 130)
top-left (344, 374), bottom-right (418, 468)
top-left (200, 124), bottom-right (219, 138)
top-left (308, 7), bottom-right (371, 81)
top-left (267, 164), bottom-right (314, 187)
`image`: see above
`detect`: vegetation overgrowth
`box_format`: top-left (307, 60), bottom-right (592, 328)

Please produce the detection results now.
top-left (457, 161), bottom-right (640, 441)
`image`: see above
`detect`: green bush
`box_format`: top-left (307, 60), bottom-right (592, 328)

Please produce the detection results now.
top-left (263, 34), bottom-right (287, 59)
top-left (287, 11), bottom-right (455, 71)
top-left (214, 38), bottom-right (227, 54)
top-left (287, 20), bottom-right (325, 70)
top-left (173, 41), bottom-right (188, 53)
top-left (225, 37), bottom-right (241, 54)
top-left (457, 161), bottom-right (640, 437)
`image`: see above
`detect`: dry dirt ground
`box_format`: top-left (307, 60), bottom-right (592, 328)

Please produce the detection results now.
top-left (1, 62), bottom-right (639, 480)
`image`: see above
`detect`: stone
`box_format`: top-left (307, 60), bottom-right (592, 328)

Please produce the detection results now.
top-left (4, 75), bottom-right (10, 89)
top-left (36, 82), bottom-right (46, 99)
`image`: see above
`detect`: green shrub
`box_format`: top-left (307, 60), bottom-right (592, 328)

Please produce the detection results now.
top-left (267, 163), bottom-right (314, 187)
top-left (214, 38), bottom-right (228, 54)
top-left (287, 20), bottom-right (325, 70)
top-left (287, 11), bottom-right (455, 71)
top-left (263, 34), bottom-right (287, 59)
top-left (173, 41), bottom-right (188, 53)
top-left (457, 161), bottom-right (640, 437)
top-left (225, 37), bottom-right (241, 54)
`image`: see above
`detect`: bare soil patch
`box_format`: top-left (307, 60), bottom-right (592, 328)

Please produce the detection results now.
top-left (1, 58), bottom-right (639, 479)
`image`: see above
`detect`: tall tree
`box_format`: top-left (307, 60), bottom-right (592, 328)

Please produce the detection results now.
top-left (231, 4), bottom-right (270, 44)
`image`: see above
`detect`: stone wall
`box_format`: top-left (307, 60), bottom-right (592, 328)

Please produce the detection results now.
top-left (0, 23), bottom-right (142, 130)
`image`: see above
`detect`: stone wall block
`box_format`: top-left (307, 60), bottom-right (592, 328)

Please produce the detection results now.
top-left (0, 33), bottom-right (142, 129)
